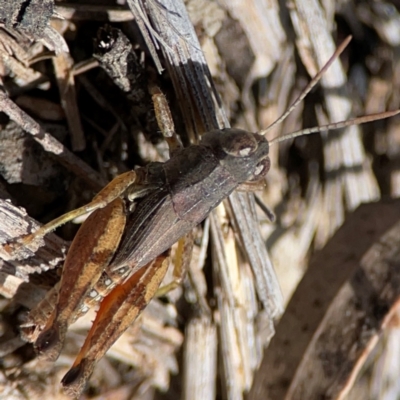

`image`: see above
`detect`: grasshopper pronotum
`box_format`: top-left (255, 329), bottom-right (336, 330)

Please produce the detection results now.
top-left (4, 35), bottom-right (400, 398)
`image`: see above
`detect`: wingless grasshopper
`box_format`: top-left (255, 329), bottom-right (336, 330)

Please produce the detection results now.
top-left (4, 36), bottom-right (400, 397)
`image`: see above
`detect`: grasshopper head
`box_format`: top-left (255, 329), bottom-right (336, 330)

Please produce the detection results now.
top-left (201, 128), bottom-right (270, 183)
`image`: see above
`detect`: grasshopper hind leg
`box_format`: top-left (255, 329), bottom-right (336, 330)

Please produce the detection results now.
top-left (34, 323), bottom-right (65, 360)
top-left (33, 196), bottom-right (128, 362)
top-left (61, 252), bottom-right (171, 397)
top-left (6, 170), bottom-right (138, 257)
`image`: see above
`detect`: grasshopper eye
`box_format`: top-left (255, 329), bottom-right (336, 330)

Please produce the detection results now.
top-left (220, 129), bottom-right (258, 157)
top-left (254, 163), bottom-right (264, 176)
top-left (249, 157), bottom-right (270, 181)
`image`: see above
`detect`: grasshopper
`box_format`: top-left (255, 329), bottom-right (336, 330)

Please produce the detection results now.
top-left (4, 36), bottom-right (400, 398)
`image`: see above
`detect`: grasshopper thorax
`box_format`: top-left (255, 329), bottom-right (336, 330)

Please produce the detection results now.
top-left (200, 128), bottom-right (270, 184)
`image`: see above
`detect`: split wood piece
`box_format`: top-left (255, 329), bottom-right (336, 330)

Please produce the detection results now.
top-left (0, 90), bottom-right (105, 191)
top-left (55, 3), bottom-right (134, 23)
top-left (0, 199), bottom-right (66, 276)
top-left (129, 3), bottom-right (283, 400)
top-left (183, 318), bottom-right (218, 400)
top-left (249, 198), bottom-right (400, 400)
top-left (52, 50), bottom-right (86, 151)
top-left (0, 0), bottom-right (68, 54)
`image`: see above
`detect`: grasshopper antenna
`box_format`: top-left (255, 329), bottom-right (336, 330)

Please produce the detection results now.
top-left (270, 109), bottom-right (400, 145)
top-left (258, 35), bottom-right (400, 145)
top-left (260, 35), bottom-right (352, 137)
